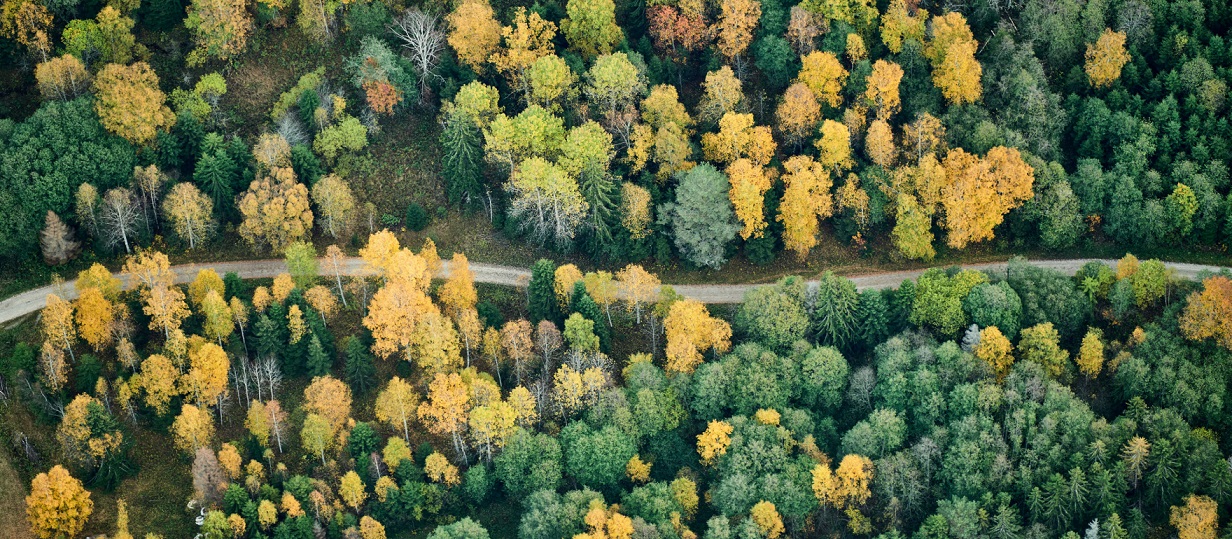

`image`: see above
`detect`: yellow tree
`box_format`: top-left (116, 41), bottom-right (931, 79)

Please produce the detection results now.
top-left (1170, 495), bottom-right (1218, 539)
top-left (74, 287), bottom-right (114, 352)
top-left (139, 354), bottom-right (178, 415)
top-left (865, 119), bottom-right (896, 168)
top-left (926, 13), bottom-right (981, 105)
top-left (816, 120), bottom-right (853, 173)
top-left (340, 471), bottom-right (367, 510)
top-left (301, 413), bottom-right (334, 465)
top-left (123, 250), bottom-right (189, 338)
top-left (217, 443), bottom-right (242, 479)
top-left (974, 326), bottom-right (1013, 379)
top-left (184, 0), bottom-right (251, 65)
top-left (584, 271), bottom-right (619, 325)
top-left (360, 516), bottom-right (387, 539)
top-left (447, 0), bottom-right (501, 70)
top-left (616, 264), bottom-right (660, 324)
top-left (750, 501), bottom-right (785, 539)
top-left (375, 377), bottom-right (420, 442)
top-left (1085, 29), bottom-right (1130, 88)
top-left (418, 372), bottom-right (471, 459)
top-left (76, 263), bottom-right (122, 301)
top-left (469, 400), bottom-right (518, 461)
top-left (1179, 276), bottom-right (1232, 350)
top-left (561, 0), bottom-right (622, 57)
top-left (304, 286), bottom-right (338, 324)
top-left (439, 253), bottom-right (478, 320)
top-left (509, 385), bottom-right (538, 427)
top-left (412, 311), bottom-right (464, 375)
top-left (727, 159), bottom-right (772, 240)
top-left (696, 420), bottom-right (733, 464)
top-left (189, 268), bottom-right (226, 308)
top-left (879, 0), bottom-right (925, 54)
top-left (303, 375), bottom-right (352, 436)
top-left (863, 60), bottom-right (903, 120)
top-left (555, 264), bottom-right (584, 309)
top-left (246, 400), bottom-right (271, 448)
top-left (664, 299), bottom-right (732, 374)
top-left (776, 82), bottom-right (821, 148)
top-left (35, 54), bottom-right (90, 101)
top-left (1077, 328), bottom-right (1105, 378)
top-left (940, 147), bottom-right (1034, 249)
top-left (425, 452), bottom-right (461, 485)
top-left (94, 62), bottom-right (175, 145)
top-left (490, 8), bottom-right (557, 92)
top-left (42, 294), bottom-right (77, 369)
top-left (701, 112), bottom-right (776, 166)
top-left (237, 167), bottom-right (314, 252)
top-left (797, 51), bottom-right (847, 108)
top-left (163, 182), bottom-right (214, 249)
top-left (311, 174), bottom-right (355, 239)
top-left (200, 290), bottom-right (234, 344)
top-left (172, 404), bottom-right (215, 454)
top-left (778, 155), bottom-right (833, 260)
top-left (696, 66), bottom-right (745, 124)
top-left (892, 194), bottom-right (935, 261)
top-left (26, 465), bottom-right (93, 539)
top-left (0, 0), bottom-right (52, 59)
top-left (180, 341), bottom-right (229, 407)
top-left (714, 0), bottom-right (760, 63)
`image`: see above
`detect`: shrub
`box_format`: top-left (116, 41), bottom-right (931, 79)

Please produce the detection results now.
top-left (406, 202), bottom-right (430, 231)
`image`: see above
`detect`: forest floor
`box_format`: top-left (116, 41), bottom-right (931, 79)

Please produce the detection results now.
top-left (0, 447), bottom-right (33, 539)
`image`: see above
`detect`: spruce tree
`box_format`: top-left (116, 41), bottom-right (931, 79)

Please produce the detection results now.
top-left (306, 335), bottom-right (331, 377)
top-left (441, 112), bottom-right (484, 209)
top-left (570, 282), bottom-right (610, 353)
top-left (344, 336), bottom-right (376, 394)
top-left (528, 259), bottom-right (560, 324)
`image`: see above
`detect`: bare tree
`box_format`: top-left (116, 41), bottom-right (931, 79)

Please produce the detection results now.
top-left (99, 187), bottom-right (140, 254)
top-left (535, 320), bottom-right (561, 376)
top-left (192, 447), bottom-right (226, 506)
top-left (260, 356), bottom-right (283, 398)
top-left (390, 8), bottom-right (445, 100)
top-left (131, 165), bottom-right (166, 234)
top-left (40, 211), bottom-right (80, 265)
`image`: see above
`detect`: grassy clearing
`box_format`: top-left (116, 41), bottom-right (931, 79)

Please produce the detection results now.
top-left (0, 439), bottom-right (34, 539)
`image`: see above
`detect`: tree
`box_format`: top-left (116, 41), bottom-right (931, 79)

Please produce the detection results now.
top-left (440, 111), bottom-right (485, 209)
top-left (1018, 322), bottom-right (1068, 378)
top-left (865, 119), bottom-right (896, 168)
top-left (41, 294), bottom-right (77, 372)
top-left (697, 67), bottom-right (745, 124)
top-left (892, 194), bottom-right (935, 260)
top-left (311, 175), bottom-right (355, 239)
top-left (797, 51), bottom-right (846, 109)
top-left (40, 211), bottom-right (80, 265)
top-left (663, 164), bottom-right (739, 269)
top-left (283, 241), bottom-right (318, 290)
top-left (303, 375), bottom-right (352, 437)
top-left (561, 0), bottom-right (621, 57)
top-left (339, 470), bottom-right (367, 510)
top-left (491, 8), bottom-right (557, 92)
top-left (35, 54), bottom-right (90, 101)
top-left (975, 326), bottom-right (1013, 379)
top-left (1169, 495), bottom-right (1217, 539)
top-left (776, 83), bottom-right (820, 148)
top-left (99, 187), bottom-right (139, 253)
top-left (940, 147), bottom-right (1035, 249)
top-left (375, 377), bottom-right (419, 442)
top-left (446, 0), bottom-right (500, 70)
top-left (750, 501), bottom-right (785, 539)
top-left (727, 159), bottom-right (772, 240)
top-left (184, 0), bottom-right (250, 65)
top-left (863, 60), bottom-right (903, 120)
top-left (816, 120), bottom-right (853, 173)
top-left (200, 291), bottom-right (233, 344)
top-left (237, 167), bottom-right (313, 252)
top-left (495, 429), bottom-right (562, 497)
top-left (313, 116), bottom-right (369, 164)
top-left (139, 354), bottom-right (178, 414)
top-left (390, 8), bottom-right (445, 99)
top-left (529, 259), bottom-right (560, 324)
top-left (1075, 327), bottom-right (1105, 378)
top-left (736, 277), bottom-right (809, 351)
top-left (76, 264), bottom-right (122, 301)
top-left (616, 265), bottom-right (660, 324)
top-left (429, 518), bottom-right (490, 539)
top-left (26, 466), bottom-right (92, 539)
top-left (361, 516), bottom-right (387, 539)
top-left (702, 112), bottom-right (776, 166)
top-left (1179, 276), bottom-right (1232, 350)
top-left (162, 182), bottom-right (213, 249)
top-left (501, 320), bottom-right (535, 384)
top-left (507, 158), bottom-right (589, 250)
top-left (584, 53), bottom-right (646, 115)
top-left (910, 268), bottom-right (987, 337)
top-left (94, 62), bottom-right (175, 145)
top-left (664, 299), bottom-right (732, 374)
top-left (172, 404), bottom-right (215, 454)
top-left (181, 341), bottom-right (230, 407)
top-left (879, 0), bottom-right (925, 53)
top-left (1085, 29), bottom-right (1130, 88)
top-left (418, 372), bottom-right (471, 459)
top-left (696, 420), bottom-right (733, 465)
top-left (301, 413), bottom-right (333, 465)
top-left (926, 13), bottom-right (981, 105)
top-left (0, 0), bottom-right (52, 58)
top-left (74, 288), bottom-right (114, 351)
top-left (714, 0), bottom-right (760, 63)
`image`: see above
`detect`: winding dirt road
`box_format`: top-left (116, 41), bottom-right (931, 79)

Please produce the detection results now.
top-left (1, 257), bottom-right (1228, 324)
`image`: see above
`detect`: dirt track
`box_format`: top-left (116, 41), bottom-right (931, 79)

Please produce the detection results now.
top-left (2, 257), bottom-right (1227, 324)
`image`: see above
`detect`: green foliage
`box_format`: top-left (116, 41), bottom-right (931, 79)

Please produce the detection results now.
top-left (0, 99), bottom-right (135, 260)
top-left (272, 68), bottom-right (326, 121)
top-left (735, 277), bottom-right (809, 352)
top-left (494, 428), bottom-right (562, 498)
top-left (911, 268), bottom-right (989, 338)
top-left (440, 112), bottom-right (484, 209)
top-left (812, 272), bottom-right (860, 350)
top-left (405, 202), bottom-right (430, 231)
top-left (963, 282), bottom-right (1023, 339)
top-left (344, 336), bottom-right (376, 394)
top-left (662, 164), bottom-right (739, 269)
top-left (428, 518), bottom-right (490, 539)
top-left (528, 259), bottom-right (560, 324)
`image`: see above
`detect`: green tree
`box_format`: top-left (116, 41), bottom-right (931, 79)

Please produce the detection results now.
top-left (494, 428), bottom-right (562, 498)
top-left (735, 276), bottom-right (809, 352)
top-left (662, 164), bottom-right (739, 269)
top-left (812, 272), bottom-right (859, 350)
top-left (440, 111), bottom-right (484, 210)
top-left (561, 0), bottom-right (622, 57)
top-left (963, 282), bottom-right (1023, 339)
top-left (284, 241), bottom-right (318, 289)
top-left (344, 336), bottom-right (376, 394)
top-left (428, 518), bottom-right (491, 539)
top-left (800, 345), bottom-right (848, 413)
top-left (911, 268), bottom-right (988, 337)
top-left (528, 259), bottom-right (561, 324)
top-left (561, 422), bottom-right (637, 491)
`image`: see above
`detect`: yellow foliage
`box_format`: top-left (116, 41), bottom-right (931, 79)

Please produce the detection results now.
top-left (701, 112), bottom-right (775, 166)
top-left (627, 454), bottom-right (652, 483)
top-left (217, 443), bottom-right (242, 479)
top-left (754, 408), bottom-right (781, 426)
top-left (778, 155), bottom-right (833, 260)
top-left (1086, 29), bottom-right (1131, 88)
top-left (1170, 495), bottom-right (1218, 539)
top-left (750, 501), bottom-right (785, 539)
top-left (94, 62), bottom-right (175, 145)
top-left (555, 264), bottom-right (585, 308)
top-left (74, 287), bottom-right (114, 351)
top-left (797, 51), bottom-right (847, 108)
top-left (696, 420), bottom-right (733, 465)
top-left (1077, 328), bottom-right (1105, 377)
top-left (425, 452), bottom-right (461, 486)
top-left (340, 470), bottom-right (368, 509)
top-left (776, 82), bottom-right (821, 147)
top-left (863, 60), bottom-right (903, 120)
top-left (448, 0), bottom-right (501, 70)
top-left (172, 404), bottom-right (215, 455)
top-left (664, 299), bottom-right (732, 374)
top-left (974, 326), bottom-right (1013, 380)
top-left (237, 167), bottom-right (313, 253)
top-left (816, 119), bottom-right (853, 173)
top-left (727, 159), bottom-right (772, 240)
top-left (26, 465), bottom-right (93, 539)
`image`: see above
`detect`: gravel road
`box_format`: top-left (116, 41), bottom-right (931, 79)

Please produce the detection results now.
top-left (2, 257), bottom-right (1227, 324)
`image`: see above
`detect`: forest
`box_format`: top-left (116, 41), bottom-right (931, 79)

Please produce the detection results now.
top-left (1, 0), bottom-right (1232, 536)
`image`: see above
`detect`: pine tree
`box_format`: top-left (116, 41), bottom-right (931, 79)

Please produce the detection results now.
top-left (528, 259), bottom-right (560, 324)
top-left (306, 335), bottom-right (331, 377)
top-left (344, 336), bottom-right (376, 394)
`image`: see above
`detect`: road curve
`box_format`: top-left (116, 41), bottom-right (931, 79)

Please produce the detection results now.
top-left (1, 257), bottom-right (1228, 324)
